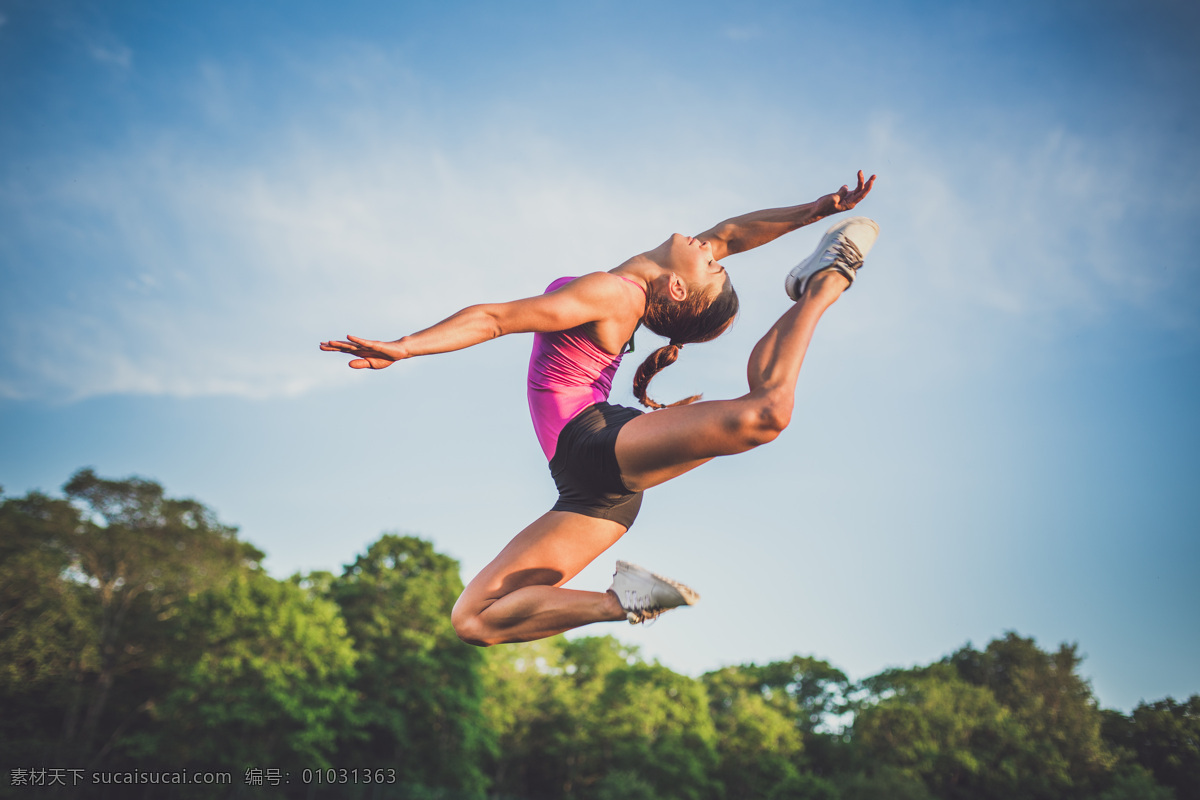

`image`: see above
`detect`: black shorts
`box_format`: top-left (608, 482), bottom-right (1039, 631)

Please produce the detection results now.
top-left (549, 402), bottom-right (644, 529)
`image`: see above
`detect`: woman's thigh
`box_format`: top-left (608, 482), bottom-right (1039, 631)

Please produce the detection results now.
top-left (457, 510), bottom-right (628, 611)
top-left (614, 395), bottom-right (764, 492)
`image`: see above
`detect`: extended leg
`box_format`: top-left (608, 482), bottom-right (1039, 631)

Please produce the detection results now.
top-left (615, 270), bottom-right (850, 491)
top-left (452, 511), bottom-right (629, 646)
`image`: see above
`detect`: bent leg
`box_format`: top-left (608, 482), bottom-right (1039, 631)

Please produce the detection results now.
top-left (452, 511), bottom-right (628, 646)
top-left (616, 271), bottom-right (849, 491)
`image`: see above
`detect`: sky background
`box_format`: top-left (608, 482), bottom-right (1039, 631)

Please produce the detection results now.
top-left (1, 0), bottom-right (1197, 713)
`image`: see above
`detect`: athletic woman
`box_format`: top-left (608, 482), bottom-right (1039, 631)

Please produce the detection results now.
top-left (320, 171), bottom-right (877, 646)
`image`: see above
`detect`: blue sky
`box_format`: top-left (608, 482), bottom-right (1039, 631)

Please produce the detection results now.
top-left (1, 0), bottom-right (1197, 712)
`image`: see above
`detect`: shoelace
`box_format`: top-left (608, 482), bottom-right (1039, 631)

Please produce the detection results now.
top-left (622, 589), bottom-right (664, 624)
top-left (824, 236), bottom-right (865, 273)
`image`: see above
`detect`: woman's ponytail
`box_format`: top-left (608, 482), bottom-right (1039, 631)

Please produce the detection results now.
top-left (633, 278), bottom-right (739, 409)
top-left (633, 342), bottom-right (698, 410)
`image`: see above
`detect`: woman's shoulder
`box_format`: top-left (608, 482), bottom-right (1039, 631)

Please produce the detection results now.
top-left (555, 271), bottom-right (647, 299)
top-left (572, 273), bottom-right (648, 319)
top-left (543, 273), bottom-right (645, 352)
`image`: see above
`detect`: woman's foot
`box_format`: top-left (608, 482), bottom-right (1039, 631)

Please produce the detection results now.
top-left (608, 561), bottom-right (700, 624)
top-left (785, 217), bottom-right (880, 300)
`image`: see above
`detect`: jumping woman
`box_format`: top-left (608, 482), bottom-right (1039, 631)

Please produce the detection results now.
top-left (320, 171), bottom-right (877, 646)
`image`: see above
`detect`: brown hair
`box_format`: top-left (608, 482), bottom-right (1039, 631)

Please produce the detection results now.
top-left (633, 275), bottom-right (739, 409)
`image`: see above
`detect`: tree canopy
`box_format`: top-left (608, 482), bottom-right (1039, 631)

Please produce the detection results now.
top-left (0, 470), bottom-right (1192, 800)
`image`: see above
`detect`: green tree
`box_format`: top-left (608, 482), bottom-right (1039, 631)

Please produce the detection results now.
top-left (592, 769), bottom-right (657, 800)
top-left (0, 470), bottom-right (261, 769)
top-left (481, 637), bottom-right (577, 798)
top-left (704, 654), bottom-right (852, 791)
top-left (834, 767), bottom-right (935, 800)
top-left (589, 659), bottom-right (718, 800)
top-left (63, 469), bottom-right (262, 765)
top-left (0, 489), bottom-right (93, 765)
top-left (853, 662), bottom-right (1024, 800)
top-left (127, 569), bottom-right (358, 773)
top-left (1094, 766), bottom-right (1177, 800)
top-left (747, 656), bottom-right (851, 737)
top-left (703, 664), bottom-right (807, 798)
top-left (766, 771), bottom-right (843, 800)
top-left (1105, 696), bottom-right (1199, 800)
top-left (327, 534), bottom-right (490, 798)
top-left (948, 632), bottom-right (1117, 797)
top-left (482, 635), bottom-right (718, 800)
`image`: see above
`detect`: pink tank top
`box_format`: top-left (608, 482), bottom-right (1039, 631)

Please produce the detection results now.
top-left (527, 276), bottom-right (644, 460)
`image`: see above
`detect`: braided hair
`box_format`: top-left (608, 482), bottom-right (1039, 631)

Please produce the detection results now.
top-left (632, 275), bottom-right (739, 409)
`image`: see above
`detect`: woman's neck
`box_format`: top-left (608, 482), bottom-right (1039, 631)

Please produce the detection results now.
top-left (610, 253), bottom-right (669, 297)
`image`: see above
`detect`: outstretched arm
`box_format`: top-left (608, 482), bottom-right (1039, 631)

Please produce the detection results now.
top-left (697, 171), bottom-right (876, 261)
top-left (319, 272), bottom-right (636, 370)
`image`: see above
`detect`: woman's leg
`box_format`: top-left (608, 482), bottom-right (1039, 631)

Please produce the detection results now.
top-left (454, 273), bottom-right (850, 647)
top-left (615, 270), bottom-right (850, 491)
top-left (452, 510), bottom-right (629, 646)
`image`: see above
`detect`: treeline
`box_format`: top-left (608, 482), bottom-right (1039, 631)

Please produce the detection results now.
top-left (1, 470), bottom-right (1195, 800)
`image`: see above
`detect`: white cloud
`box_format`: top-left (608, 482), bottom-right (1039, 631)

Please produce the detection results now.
top-left (1, 44), bottom-right (1194, 404)
top-left (89, 43), bottom-right (132, 70)
top-left (0, 116), bottom-right (683, 402)
top-left (855, 110), bottom-right (1197, 335)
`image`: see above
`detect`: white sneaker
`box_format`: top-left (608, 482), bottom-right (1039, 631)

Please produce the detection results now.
top-left (785, 217), bottom-right (880, 301)
top-left (609, 560), bottom-right (700, 625)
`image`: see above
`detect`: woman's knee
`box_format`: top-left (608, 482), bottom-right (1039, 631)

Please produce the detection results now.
top-left (731, 391), bottom-right (793, 448)
top-left (451, 596), bottom-right (494, 648)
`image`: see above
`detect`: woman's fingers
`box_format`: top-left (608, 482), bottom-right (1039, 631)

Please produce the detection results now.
top-left (321, 337), bottom-right (394, 359)
top-left (321, 335), bottom-right (383, 349)
top-left (837, 172), bottom-right (876, 210)
top-left (320, 337), bottom-right (395, 369)
top-left (320, 339), bottom-right (361, 352)
top-left (854, 173), bottom-right (876, 200)
top-left (351, 357), bottom-right (393, 370)
top-left (346, 334), bottom-right (389, 349)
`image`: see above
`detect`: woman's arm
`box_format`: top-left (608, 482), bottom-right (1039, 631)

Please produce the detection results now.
top-left (698, 170), bottom-right (876, 261)
top-left (319, 272), bottom-right (634, 369)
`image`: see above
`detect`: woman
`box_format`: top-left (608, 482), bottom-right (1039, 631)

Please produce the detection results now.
top-left (320, 171), bottom-right (877, 646)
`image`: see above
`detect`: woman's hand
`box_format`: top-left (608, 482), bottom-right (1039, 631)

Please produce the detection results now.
top-left (319, 335), bottom-right (408, 370)
top-left (815, 170), bottom-right (876, 217)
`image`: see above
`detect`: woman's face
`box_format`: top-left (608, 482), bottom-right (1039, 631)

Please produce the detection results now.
top-left (663, 233), bottom-right (727, 297)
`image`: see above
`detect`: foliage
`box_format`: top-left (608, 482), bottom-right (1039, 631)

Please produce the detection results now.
top-left (0, 489), bottom-right (94, 765)
top-left (482, 635), bottom-right (717, 800)
top-left (0, 474), bottom-right (488, 800)
top-left (703, 654), bottom-right (851, 796)
top-left (128, 569), bottom-right (359, 771)
top-left (834, 767), bottom-right (936, 800)
top-left (948, 632), bottom-right (1117, 796)
top-left (1104, 696), bottom-right (1199, 800)
top-left (0, 469), bottom-right (261, 769)
top-left (3, 470), bottom-right (1198, 800)
top-left (482, 636), bottom-right (578, 797)
top-left (852, 633), bottom-right (1124, 800)
top-left (854, 662), bottom-right (1024, 799)
top-left (589, 659), bottom-right (718, 800)
top-left (703, 663), bottom-right (806, 798)
top-left (592, 769), bottom-right (657, 800)
top-left (1094, 766), bottom-right (1177, 800)
top-left (765, 770), bottom-right (843, 800)
top-left (325, 534), bottom-right (491, 798)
